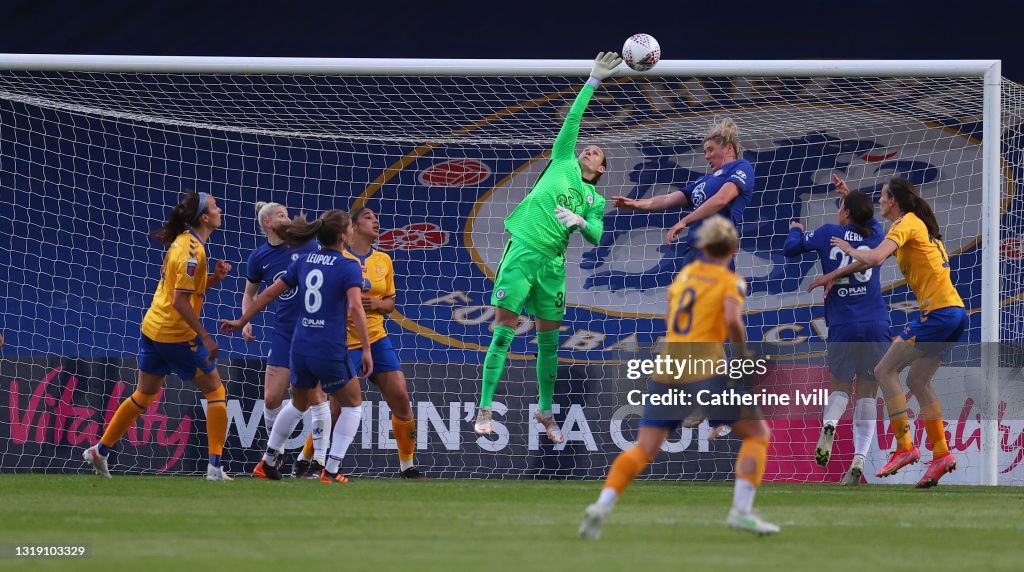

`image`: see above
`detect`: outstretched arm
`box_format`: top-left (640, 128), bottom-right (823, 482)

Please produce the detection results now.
top-left (808, 260), bottom-right (871, 295)
top-left (611, 190), bottom-right (690, 212)
top-left (220, 279), bottom-right (289, 332)
top-left (833, 237), bottom-right (897, 267)
top-left (550, 52), bottom-right (621, 161)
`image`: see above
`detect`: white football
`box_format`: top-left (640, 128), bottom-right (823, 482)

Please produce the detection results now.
top-left (622, 33), bottom-right (661, 72)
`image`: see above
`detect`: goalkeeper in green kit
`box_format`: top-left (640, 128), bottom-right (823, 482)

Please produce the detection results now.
top-left (474, 52), bottom-right (622, 443)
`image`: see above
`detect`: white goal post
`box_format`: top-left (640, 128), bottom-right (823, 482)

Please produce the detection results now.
top-left (0, 55), bottom-right (1017, 485)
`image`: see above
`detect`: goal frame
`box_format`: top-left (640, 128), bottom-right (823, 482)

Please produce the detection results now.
top-left (0, 54), bottom-right (1003, 485)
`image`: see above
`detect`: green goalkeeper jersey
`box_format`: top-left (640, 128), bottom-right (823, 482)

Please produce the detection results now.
top-left (504, 82), bottom-right (606, 259)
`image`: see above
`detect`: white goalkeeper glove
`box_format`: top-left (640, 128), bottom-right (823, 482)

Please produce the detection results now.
top-left (555, 205), bottom-right (586, 230)
top-left (589, 52), bottom-right (622, 82)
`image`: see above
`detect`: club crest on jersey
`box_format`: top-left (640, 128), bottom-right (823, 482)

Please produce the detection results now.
top-left (185, 258), bottom-right (198, 278)
top-left (691, 183), bottom-right (707, 207)
top-left (275, 270), bottom-right (298, 301)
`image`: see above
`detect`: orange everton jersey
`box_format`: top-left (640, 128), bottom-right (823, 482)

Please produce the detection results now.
top-left (658, 259), bottom-right (746, 383)
top-left (141, 231), bottom-right (209, 343)
top-left (343, 247), bottom-right (396, 349)
top-left (884, 212), bottom-right (963, 313)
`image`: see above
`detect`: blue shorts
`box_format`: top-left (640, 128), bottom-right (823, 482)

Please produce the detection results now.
top-left (138, 334), bottom-right (216, 381)
top-left (899, 306), bottom-right (968, 357)
top-left (348, 336), bottom-right (403, 381)
top-left (827, 320), bottom-right (891, 382)
top-left (290, 352), bottom-right (355, 394)
top-left (267, 328), bottom-right (293, 368)
top-left (639, 376), bottom-right (761, 431)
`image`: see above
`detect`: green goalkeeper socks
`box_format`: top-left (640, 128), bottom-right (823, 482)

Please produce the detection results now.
top-left (536, 329), bottom-right (560, 411)
top-left (480, 325), bottom-right (516, 408)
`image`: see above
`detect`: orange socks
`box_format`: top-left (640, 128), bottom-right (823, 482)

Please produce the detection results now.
top-left (920, 402), bottom-right (949, 458)
top-left (605, 446), bottom-right (653, 494)
top-left (736, 436), bottom-right (769, 487)
top-left (101, 390), bottom-right (157, 448)
top-left (392, 416), bottom-right (416, 466)
top-left (302, 433), bottom-right (315, 461)
top-left (203, 386), bottom-right (227, 457)
top-left (884, 393), bottom-right (914, 452)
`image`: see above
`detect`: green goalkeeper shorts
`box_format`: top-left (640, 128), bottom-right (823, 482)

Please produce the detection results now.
top-left (490, 240), bottom-right (566, 321)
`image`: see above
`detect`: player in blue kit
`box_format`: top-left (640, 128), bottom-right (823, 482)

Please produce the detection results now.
top-left (783, 174), bottom-right (889, 484)
top-left (611, 117), bottom-right (753, 269)
top-left (813, 177), bottom-right (966, 488)
top-left (241, 201), bottom-right (324, 478)
top-left (221, 210), bottom-right (372, 483)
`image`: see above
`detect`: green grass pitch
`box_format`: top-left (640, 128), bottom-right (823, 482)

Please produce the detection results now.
top-left (2, 475), bottom-right (1022, 571)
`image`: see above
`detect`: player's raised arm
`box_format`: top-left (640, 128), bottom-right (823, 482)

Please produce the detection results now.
top-left (550, 52), bottom-right (621, 161)
top-left (832, 172), bottom-right (851, 198)
top-left (782, 220), bottom-right (807, 257)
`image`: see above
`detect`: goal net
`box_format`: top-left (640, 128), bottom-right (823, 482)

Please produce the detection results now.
top-left (0, 57), bottom-right (1021, 485)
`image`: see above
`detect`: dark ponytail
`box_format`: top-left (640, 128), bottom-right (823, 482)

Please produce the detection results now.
top-left (349, 206), bottom-right (369, 224)
top-left (153, 191), bottom-right (203, 245)
top-left (842, 190), bottom-right (875, 238)
top-left (277, 209), bottom-right (351, 248)
top-left (888, 177), bottom-right (941, 240)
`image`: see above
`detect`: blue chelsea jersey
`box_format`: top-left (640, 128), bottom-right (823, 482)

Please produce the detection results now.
top-left (281, 250), bottom-right (364, 359)
top-left (783, 219), bottom-right (889, 327)
top-left (682, 159), bottom-right (754, 246)
top-left (245, 240), bottom-right (320, 333)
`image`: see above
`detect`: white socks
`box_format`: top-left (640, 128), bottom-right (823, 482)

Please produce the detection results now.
top-left (853, 397), bottom-right (877, 459)
top-left (263, 398), bottom-right (290, 433)
top-left (326, 406), bottom-right (362, 474)
top-left (822, 391), bottom-right (850, 428)
top-left (263, 401), bottom-right (303, 464)
top-left (731, 478), bottom-right (757, 513)
top-left (309, 401), bottom-right (331, 465)
top-left (597, 488), bottom-right (618, 510)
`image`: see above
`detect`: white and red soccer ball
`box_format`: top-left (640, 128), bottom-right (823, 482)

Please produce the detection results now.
top-left (622, 33), bottom-right (661, 72)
